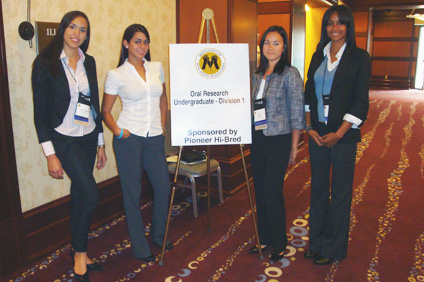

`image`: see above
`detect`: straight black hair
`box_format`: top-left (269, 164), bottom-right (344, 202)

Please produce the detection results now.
top-left (317, 4), bottom-right (356, 53)
top-left (117, 24), bottom-right (151, 67)
top-left (35, 11), bottom-right (90, 76)
top-left (255, 25), bottom-right (290, 75)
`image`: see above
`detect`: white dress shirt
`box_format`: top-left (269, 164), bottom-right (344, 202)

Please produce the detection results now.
top-left (104, 59), bottom-right (165, 137)
top-left (41, 49), bottom-right (104, 156)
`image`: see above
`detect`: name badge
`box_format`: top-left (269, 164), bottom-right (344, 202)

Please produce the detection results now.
top-left (323, 94), bottom-right (330, 124)
top-left (74, 92), bottom-right (92, 126)
top-left (253, 98), bottom-right (267, 130)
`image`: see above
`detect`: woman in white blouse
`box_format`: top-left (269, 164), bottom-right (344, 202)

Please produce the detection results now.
top-left (102, 24), bottom-right (172, 262)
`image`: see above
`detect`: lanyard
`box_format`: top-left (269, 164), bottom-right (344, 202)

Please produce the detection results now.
top-left (321, 56), bottom-right (329, 96)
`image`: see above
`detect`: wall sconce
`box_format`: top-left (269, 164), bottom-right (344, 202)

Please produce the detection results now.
top-left (406, 9), bottom-right (424, 22)
top-left (406, 14), bottom-right (424, 21)
top-left (305, 4), bottom-right (310, 12)
top-left (320, 0), bottom-right (336, 6)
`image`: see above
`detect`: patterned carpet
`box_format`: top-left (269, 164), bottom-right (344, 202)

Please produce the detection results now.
top-left (5, 90), bottom-right (424, 282)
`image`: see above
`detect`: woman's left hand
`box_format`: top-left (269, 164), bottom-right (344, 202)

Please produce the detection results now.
top-left (96, 147), bottom-right (107, 169)
top-left (321, 121), bottom-right (351, 148)
top-left (321, 132), bottom-right (341, 148)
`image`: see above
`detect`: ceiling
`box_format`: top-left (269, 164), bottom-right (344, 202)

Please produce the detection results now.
top-left (305, 0), bottom-right (424, 10)
top-left (306, 0), bottom-right (337, 8)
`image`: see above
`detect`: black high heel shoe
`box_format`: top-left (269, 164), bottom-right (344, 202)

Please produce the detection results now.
top-left (74, 271), bottom-right (89, 282)
top-left (153, 241), bottom-right (175, 251)
top-left (137, 254), bottom-right (156, 262)
top-left (70, 250), bottom-right (104, 271)
top-left (313, 255), bottom-right (334, 265)
top-left (270, 250), bottom-right (285, 261)
top-left (248, 245), bottom-right (269, 254)
top-left (304, 249), bottom-right (319, 259)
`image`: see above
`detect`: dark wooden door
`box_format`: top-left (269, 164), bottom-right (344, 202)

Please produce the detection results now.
top-left (0, 0), bottom-right (24, 277)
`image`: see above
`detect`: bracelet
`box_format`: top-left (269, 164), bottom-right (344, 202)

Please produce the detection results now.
top-left (98, 145), bottom-right (105, 148)
top-left (162, 126), bottom-right (166, 133)
top-left (305, 125), bottom-right (313, 132)
top-left (117, 128), bottom-right (124, 139)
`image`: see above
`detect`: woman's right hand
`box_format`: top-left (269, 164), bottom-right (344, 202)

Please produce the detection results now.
top-left (47, 154), bottom-right (64, 179)
top-left (307, 130), bottom-right (323, 146)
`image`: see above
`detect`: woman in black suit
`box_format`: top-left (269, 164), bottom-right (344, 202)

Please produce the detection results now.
top-left (32, 11), bottom-right (106, 282)
top-left (303, 5), bottom-right (371, 265)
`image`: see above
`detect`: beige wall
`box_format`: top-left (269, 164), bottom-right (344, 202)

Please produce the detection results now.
top-left (305, 7), bottom-right (326, 81)
top-left (2, 0), bottom-right (176, 212)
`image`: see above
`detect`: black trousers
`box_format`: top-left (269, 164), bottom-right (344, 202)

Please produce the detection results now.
top-left (251, 130), bottom-right (292, 253)
top-left (308, 126), bottom-right (357, 260)
top-left (52, 129), bottom-right (99, 252)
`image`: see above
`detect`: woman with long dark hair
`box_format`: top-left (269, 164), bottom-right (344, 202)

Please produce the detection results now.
top-left (32, 11), bottom-right (106, 282)
top-left (304, 4), bottom-right (370, 265)
top-left (101, 24), bottom-right (172, 262)
top-left (248, 25), bottom-right (305, 261)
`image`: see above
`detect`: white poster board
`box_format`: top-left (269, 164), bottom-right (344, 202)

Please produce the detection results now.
top-left (169, 44), bottom-right (252, 146)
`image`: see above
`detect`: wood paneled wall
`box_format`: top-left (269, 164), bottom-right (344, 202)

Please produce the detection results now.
top-left (353, 11), bottom-right (368, 50)
top-left (323, 4), bottom-right (423, 90)
top-left (344, 0), bottom-right (424, 11)
top-left (257, 1), bottom-right (291, 47)
top-left (257, 14), bottom-right (291, 42)
top-left (231, 0), bottom-right (259, 63)
top-left (177, 0), bottom-right (257, 64)
top-left (370, 11), bottom-right (418, 89)
top-left (177, 0), bottom-right (228, 43)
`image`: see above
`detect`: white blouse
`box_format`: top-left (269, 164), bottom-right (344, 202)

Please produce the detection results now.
top-left (105, 59), bottom-right (165, 137)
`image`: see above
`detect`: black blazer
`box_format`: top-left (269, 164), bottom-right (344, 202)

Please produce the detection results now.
top-left (32, 54), bottom-right (103, 143)
top-left (305, 45), bottom-right (371, 143)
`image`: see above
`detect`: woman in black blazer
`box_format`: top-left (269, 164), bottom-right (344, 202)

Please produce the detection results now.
top-left (32, 11), bottom-right (106, 282)
top-left (303, 5), bottom-right (371, 265)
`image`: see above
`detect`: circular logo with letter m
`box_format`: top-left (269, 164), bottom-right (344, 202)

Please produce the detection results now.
top-left (195, 48), bottom-right (226, 79)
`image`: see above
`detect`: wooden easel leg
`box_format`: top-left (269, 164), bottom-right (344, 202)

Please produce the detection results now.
top-left (211, 18), bottom-right (219, 43)
top-left (207, 145), bottom-right (211, 232)
top-left (159, 146), bottom-right (184, 266)
top-left (198, 18), bottom-right (205, 43)
top-left (240, 144), bottom-right (263, 260)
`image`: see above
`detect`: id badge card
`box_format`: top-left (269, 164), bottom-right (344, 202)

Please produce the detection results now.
top-left (253, 98), bottom-right (267, 130)
top-left (74, 92), bottom-right (91, 126)
top-left (323, 94), bottom-right (330, 124)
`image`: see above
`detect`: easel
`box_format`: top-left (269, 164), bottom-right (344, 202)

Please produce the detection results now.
top-left (159, 8), bottom-right (262, 265)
